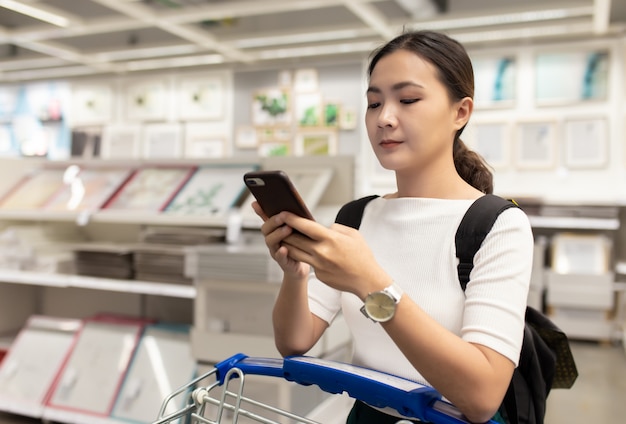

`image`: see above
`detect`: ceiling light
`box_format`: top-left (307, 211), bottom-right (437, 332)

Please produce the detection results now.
top-left (0, 0), bottom-right (70, 27)
top-left (94, 44), bottom-right (201, 62)
top-left (234, 28), bottom-right (369, 49)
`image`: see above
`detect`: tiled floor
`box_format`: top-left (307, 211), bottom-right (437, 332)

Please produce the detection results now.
top-left (0, 341), bottom-right (624, 423)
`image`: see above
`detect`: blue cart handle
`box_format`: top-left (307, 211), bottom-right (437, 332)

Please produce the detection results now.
top-left (213, 354), bottom-right (497, 424)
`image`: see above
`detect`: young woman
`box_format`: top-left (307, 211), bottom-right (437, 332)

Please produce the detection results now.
top-left (252, 31), bottom-right (533, 424)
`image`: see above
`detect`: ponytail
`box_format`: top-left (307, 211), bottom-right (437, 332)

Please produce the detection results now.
top-left (453, 137), bottom-right (493, 194)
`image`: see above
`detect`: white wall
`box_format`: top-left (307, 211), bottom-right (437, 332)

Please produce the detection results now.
top-left (361, 35), bottom-right (626, 204)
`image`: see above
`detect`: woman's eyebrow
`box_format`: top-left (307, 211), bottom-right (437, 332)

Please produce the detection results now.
top-left (366, 81), bottom-right (425, 94)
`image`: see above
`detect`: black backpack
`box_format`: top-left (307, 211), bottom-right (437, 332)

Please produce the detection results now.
top-left (334, 194), bottom-right (578, 424)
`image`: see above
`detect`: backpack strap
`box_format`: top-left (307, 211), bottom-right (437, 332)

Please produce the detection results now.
top-left (334, 195), bottom-right (379, 228)
top-left (455, 194), bottom-right (518, 291)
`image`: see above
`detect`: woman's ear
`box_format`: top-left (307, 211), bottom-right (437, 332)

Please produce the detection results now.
top-left (453, 97), bottom-right (473, 130)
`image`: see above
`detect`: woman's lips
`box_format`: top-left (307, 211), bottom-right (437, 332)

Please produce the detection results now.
top-left (380, 139), bottom-right (402, 148)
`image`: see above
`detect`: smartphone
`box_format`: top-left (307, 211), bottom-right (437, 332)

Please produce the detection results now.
top-left (243, 170), bottom-right (314, 220)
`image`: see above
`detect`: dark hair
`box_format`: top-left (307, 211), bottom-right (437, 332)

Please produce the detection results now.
top-left (368, 31), bottom-right (493, 194)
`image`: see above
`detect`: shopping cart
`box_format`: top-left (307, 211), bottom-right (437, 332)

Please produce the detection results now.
top-left (153, 353), bottom-right (497, 424)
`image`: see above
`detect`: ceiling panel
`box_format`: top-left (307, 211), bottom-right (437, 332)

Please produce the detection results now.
top-left (0, 0), bottom-right (624, 82)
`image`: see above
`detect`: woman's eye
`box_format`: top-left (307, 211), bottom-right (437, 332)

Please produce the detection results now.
top-left (367, 102), bottom-right (380, 109)
top-left (400, 98), bottom-right (419, 104)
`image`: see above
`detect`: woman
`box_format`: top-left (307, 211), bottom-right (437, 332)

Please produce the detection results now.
top-left (252, 30), bottom-right (533, 423)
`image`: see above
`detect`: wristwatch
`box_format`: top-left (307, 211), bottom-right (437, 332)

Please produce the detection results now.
top-left (360, 282), bottom-right (404, 323)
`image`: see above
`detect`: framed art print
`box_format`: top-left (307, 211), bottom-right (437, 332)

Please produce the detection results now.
top-left (534, 50), bottom-right (609, 105)
top-left (165, 164), bottom-right (256, 216)
top-left (103, 166), bottom-right (195, 212)
top-left (178, 75), bottom-right (225, 120)
top-left (125, 80), bottom-right (168, 121)
top-left (466, 121), bottom-right (511, 169)
top-left (252, 88), bottom-right (291, 126)
top-left (515, 121), bottom-right (557, 169)
top-left (142, 123), bottom-right (183, 159)
top-left (70, 83), bottom-right (113, 125)
top-left (563, 117), bottom-right (608, 169)
top-left (472, 55), bottom-right (516, 109)
top-left (294, 130), bottom-right (338, 156)
top-left (295, 92), bottom-right (322, 127)
top-left (183, 122), bottom-right (227, 158)
top-left (101, 124), bottom-right (142, 159)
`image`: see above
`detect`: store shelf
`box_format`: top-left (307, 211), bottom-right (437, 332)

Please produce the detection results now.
top-left (528, 215), bottom-right (620, 230)
top-left (0, 270), bottom-right (196, 298)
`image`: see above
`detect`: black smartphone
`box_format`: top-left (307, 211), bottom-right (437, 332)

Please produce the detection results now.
top-left (243, 170), bottom-right (314, 220)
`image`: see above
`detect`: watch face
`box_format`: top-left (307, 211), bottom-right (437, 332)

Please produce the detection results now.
top-left (364, 292), bottom-right (396, 322)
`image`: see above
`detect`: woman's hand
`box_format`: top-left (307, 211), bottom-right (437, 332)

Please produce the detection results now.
top-left (252, 201), bottom-right (310, 279)
top-left (276, 212), bottom-right (390, 300)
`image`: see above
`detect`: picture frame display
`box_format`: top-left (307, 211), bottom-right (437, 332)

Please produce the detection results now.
top-left (165, 164), bottom-right (257, 216)
top-left (515, 121), bottom-right (557, 169)
top-left (534, 50), bottom-right (609, 105)
top-left (103, 166), bottom-right (195, 212)
top-left (101, 124), bottom-right (142, 159)
top-left (178, 75), bottom-right (225, 120)
top-left (125, 80), bottom-right (168, 121)
top-left (563, 117), bottom-right (608, 169)
top-left (294, 130), bottom-right (338, 156)
top-left (472, 55), bottom-right (516, 108)
top-left (142, 123), bottom-right (183, 159)
top-left (465, 121), bottom-right (511, 169)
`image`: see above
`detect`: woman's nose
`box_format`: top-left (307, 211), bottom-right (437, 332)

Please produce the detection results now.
top-left (377, 104), bottom-right (397, 127)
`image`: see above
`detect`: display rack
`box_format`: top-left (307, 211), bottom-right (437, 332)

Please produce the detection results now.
top-left (0, 155), bottom-right (355, 424)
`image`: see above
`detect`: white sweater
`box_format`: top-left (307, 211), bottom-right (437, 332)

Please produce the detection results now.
top-left (308, 196), bottom-right (534, 387)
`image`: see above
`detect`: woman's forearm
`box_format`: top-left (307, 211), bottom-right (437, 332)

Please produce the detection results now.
top-left (272, 274), bottom-right (326, 356)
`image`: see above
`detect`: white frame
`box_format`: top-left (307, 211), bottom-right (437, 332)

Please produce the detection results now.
top-left (183, 122), bottom-right (226, 158)
top-left (101, 124), bottom-right (142, 159)
top-left (563, 116), bottom-right (608, 169)
top-left (534, 49), bottom-right (610, 106)
top-left (142, 123), bottom-right (183, 159)
top-left (294, 130), bottom-right (338, 156)
top-left (124, 79), bottom-right (168, 121)
top-left (514, 120), bottom-right (558, 169)
top-left (178, 75), bottom-right (225, 120)
top-left (471, 55), bottom-right (516, 109)
top-left (465, 121), bottom-right (511, 169)
top-left (70, 83), bottom-right (113, 125)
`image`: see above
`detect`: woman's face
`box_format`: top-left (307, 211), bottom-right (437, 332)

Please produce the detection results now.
top-left (365, 49), bottom-right (468, 175)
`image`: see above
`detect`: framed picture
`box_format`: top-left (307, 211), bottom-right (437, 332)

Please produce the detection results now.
top-left (323, 101), bottom-right (341, 127)
top-left (71, 126), bottom-right (102, 158)
top-left (103, 166), bottom-right (195, 212)
top-left (184, 122), bottom-right (228, 158)
top-left (514, 121), bottom-right (557, 169)
top-left (101, 124), bottom-right (142, 159)
top-left (235, 125), bottom-right (258, 149)
top-left (125, 79), bottom-right (168, 121)
top-left (534, 50), bottom-right (609, 105)
top-left (252, 88), bottom-right (291, 126)
top-left (44, 167), bottom-right (133, 213)
top-left (294, 130), bottom-right (338, 156)
top-left (551, 233), bottom-right (610, 274)
top-left (165, 164), bottom-right (257, 216)
top-left (465, 121), bottom-right (511, 169)
top-left (472, 55), bottom-right (516, 109)
top-left (293, 68), bottom-right (319, 93)
top-left (142, 123), bottom-right (183, 159)
top-left (563, 117), bottom-right (608, 169)
top-left (257, 141), bottom-right (290, 157)
top-left (295, 92), bottom-right (322, 127)
top-left (178, 74), bottom-right (226, 120)
top-left (339, 106), bottom-right (358, 130)
top-left (70, 83), bottom-right (113, 125)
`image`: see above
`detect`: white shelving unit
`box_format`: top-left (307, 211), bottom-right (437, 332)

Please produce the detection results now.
top-left (0, 155), bottom-right (355, 424)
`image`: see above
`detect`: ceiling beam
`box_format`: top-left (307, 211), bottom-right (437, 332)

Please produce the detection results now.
top-left (344, 0), bottom-right (396, 39)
